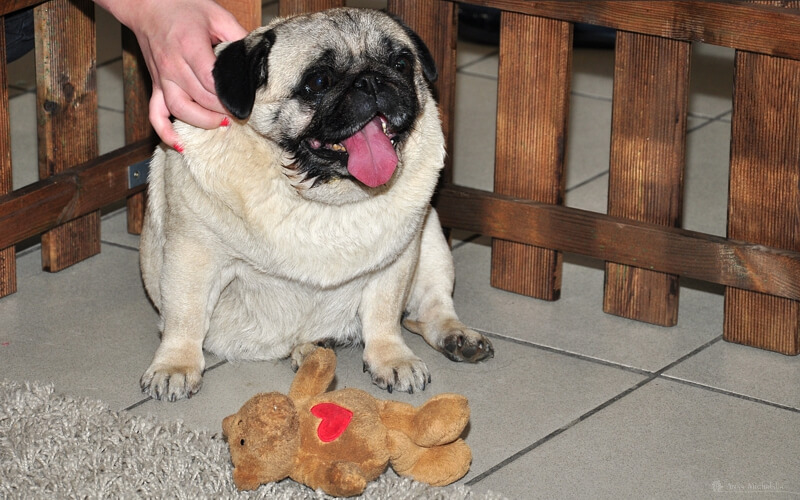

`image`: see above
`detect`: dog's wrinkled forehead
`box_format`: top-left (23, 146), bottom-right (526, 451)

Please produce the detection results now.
top-left (269, 9), bottom-right (413, 83)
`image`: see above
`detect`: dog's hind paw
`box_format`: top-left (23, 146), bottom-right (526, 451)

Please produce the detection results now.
top-left (404, 317), bottom-right (494, 363)
top-left (140, 363), bottom-right (203, 402)
top-left (441, 325), bottom-right (494, 362)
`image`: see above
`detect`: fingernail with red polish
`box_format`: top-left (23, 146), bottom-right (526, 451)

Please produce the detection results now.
top-left (220, 117), bottom-right (231, 127)
top-left (173, 143), bottom-right (184, 154)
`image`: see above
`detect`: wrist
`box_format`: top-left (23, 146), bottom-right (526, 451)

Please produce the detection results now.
top-left (93, 0), bottom-right (158, 31)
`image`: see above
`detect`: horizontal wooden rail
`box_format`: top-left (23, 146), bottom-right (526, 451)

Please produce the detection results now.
top-left (2, 1), bottom-right (46, 16)
top-left (0, 139), bottom-right (154, 250)
top-left (458, 0), bottom-right (800, 61)
top-left (436, 185), bottom-right (800, 302)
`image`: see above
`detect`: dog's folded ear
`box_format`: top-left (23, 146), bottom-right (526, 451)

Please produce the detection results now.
top-left (213, 31), bottom-right (275, 120)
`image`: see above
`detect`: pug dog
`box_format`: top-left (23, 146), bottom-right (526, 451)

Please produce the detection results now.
top-left (139, 8), bottom-right (493, 402)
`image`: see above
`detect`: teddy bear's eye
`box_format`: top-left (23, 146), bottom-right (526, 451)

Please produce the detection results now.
top-left (240, 439), bottom-right (245, 446)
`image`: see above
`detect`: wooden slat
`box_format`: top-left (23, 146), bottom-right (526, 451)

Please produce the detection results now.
top-left (387, 0), bottom-right (458, 183)
top-left (490, 12), bottom-right (571, 300)
top-left (218, 0), bottom-right (262, 31)
top-left (279, 0), bottom-right (344, 17)
top-left (604, 33), bottom-right (690, 326)
top-left (34, 0), bottom-right (100, 272)
top-left (0, 18), bottom-right (17, 297)
top-left (1, 1), bottom-right (45, 16)
top-left (436, 185), bottom-right (800, 303)
top-left (726, 46), bottom-right (800, 354)
top-left (457, 1), bottom-right (800, 61)
top-left (0, 140), bottom-right (153, 250)
top-left (122, 27), bottom-right (150, 235)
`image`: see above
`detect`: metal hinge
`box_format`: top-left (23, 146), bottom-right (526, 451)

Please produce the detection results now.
top-left (127, 159), bottom-right (150, 189)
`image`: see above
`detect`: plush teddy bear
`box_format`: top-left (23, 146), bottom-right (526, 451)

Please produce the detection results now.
top-left (222, 347), bottom-right (472, 496)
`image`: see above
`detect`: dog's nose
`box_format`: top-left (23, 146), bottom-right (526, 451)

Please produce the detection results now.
top-left (354, 72), bottom-right (383, 95)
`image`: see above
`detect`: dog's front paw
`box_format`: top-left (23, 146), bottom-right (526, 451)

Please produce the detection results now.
top-left (140, 362), bottom-right (203, 402)
top-left (363, 346), bottom-right (430, 394)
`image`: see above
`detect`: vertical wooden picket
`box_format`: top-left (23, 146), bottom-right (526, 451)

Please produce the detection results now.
top-left (490, 13), bottom-right (571, 301)
top-left (280, 0), bottom-right (343, 17)
top-left (603, 33), bottom-right (690, 326)
top-left (0, 21), bottom-right (17, 297)
top-left (726, 49), bottom-right (800, 354)
top-left (387, 0), bottom-right (458, 182)
top-left (34, 0), bottom-right (100, 272)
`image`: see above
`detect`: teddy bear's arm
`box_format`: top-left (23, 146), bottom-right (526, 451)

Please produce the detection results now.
top-left (288, 348), bottom-right (337, 400)
top-left (292, 458), bottom-right (368, 497)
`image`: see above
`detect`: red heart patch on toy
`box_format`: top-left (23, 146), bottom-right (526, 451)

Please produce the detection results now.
top-left (311, 403), bottom-right (353, 442)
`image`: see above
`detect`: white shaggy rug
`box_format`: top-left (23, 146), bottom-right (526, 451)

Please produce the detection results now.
top-left (0, 380), bottom-right (505, 499)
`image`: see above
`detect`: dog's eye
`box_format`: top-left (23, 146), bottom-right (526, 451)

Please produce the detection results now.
top-left (305, 72), bottom-right (332, 94)
top-left (394, 54), bottom-right (414, 76)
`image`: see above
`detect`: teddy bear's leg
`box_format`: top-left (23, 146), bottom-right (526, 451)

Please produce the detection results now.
top-left (388, 431), bottom-right (472, 486)
top-left (289, 340), bottom-right (337, 372)
top-left (293, 460), bottom-right (369, 497)
top-left (379, 394), bottom-right (470, 447)
top-left (232, 466), bottom-right (264, 491)
top-left (287, 348), bottom-right (337, 400)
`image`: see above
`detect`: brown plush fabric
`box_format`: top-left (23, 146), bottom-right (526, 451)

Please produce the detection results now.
top-left (222, 348), bottom-right (472, 496)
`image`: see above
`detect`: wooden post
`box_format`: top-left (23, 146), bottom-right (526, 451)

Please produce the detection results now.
top-left (122, 26), bottom-right (150, 235)
top-left (0, 20), bottom-right (17, 297)
top-left (35, 0), bottom-right (100, 272)
top-left (219, 0), bottom-right (262, 31)
top-left (387, 0), bottom-right (458, 183)
top-left (603, 33), bottom-right (690, 326)
top-left (490, 12), bottom-right (571, 300)
top-left (280, 0), bottom-right (343, 17)
top-left (726, 49), bottom-right (800, 355)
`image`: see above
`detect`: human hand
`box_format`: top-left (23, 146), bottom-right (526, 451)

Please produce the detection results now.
top-left (96, 0), bottom-right (248, 149)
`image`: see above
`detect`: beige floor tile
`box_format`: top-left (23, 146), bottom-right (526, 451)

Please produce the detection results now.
top-left (472, 378), bottom-right (800, 499)
top-left (0, 244), bottom-right (159, 409)
top-left (451, 242), bottom-right (723, 373)
top-left (665, 341), bottom-right (800, 410)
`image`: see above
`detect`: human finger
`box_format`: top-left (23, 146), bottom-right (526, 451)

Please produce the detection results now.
top-left (148, 87), bottom-right (181, 150)
top-left (162, 80), bottom-right (229, 131)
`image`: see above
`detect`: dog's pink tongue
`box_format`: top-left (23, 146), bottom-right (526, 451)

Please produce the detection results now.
top-left (341, 117), bottom-right (397, 187)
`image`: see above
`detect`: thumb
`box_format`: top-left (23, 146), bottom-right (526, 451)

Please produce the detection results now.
top-left (211, 13), bottom-right (249, 42)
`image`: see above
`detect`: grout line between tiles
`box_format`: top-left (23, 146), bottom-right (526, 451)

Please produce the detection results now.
top-left (566, 169), bottom-right (608, 192)
top-left (122, 360), bottom-right (229, 412)
top-left (687, 109), bottom-right (733, 133)
top-left (101, 240), bottom-right (139, 252)
top-left (452, 233), bottom-right (483, 251)
top-left (465, 376), bottom-right (653, 487)
top-left (477, 328), bottom-right (652, 378)
top-left (571, 90), bottom-right (612, 102)
top-left (466, 335), bottom-right (724, 486)
top-left (659, 375), bottom-right (800, 414)
top-left (457, 51), bottom-right (499, 72)
top-left (456, 70), bottom-right (500, 82)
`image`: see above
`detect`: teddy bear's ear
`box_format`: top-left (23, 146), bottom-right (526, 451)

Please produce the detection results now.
top-left (250, 393), bottom-right (299, 434)
top-left (222, 414), bottom-right (237, 437)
